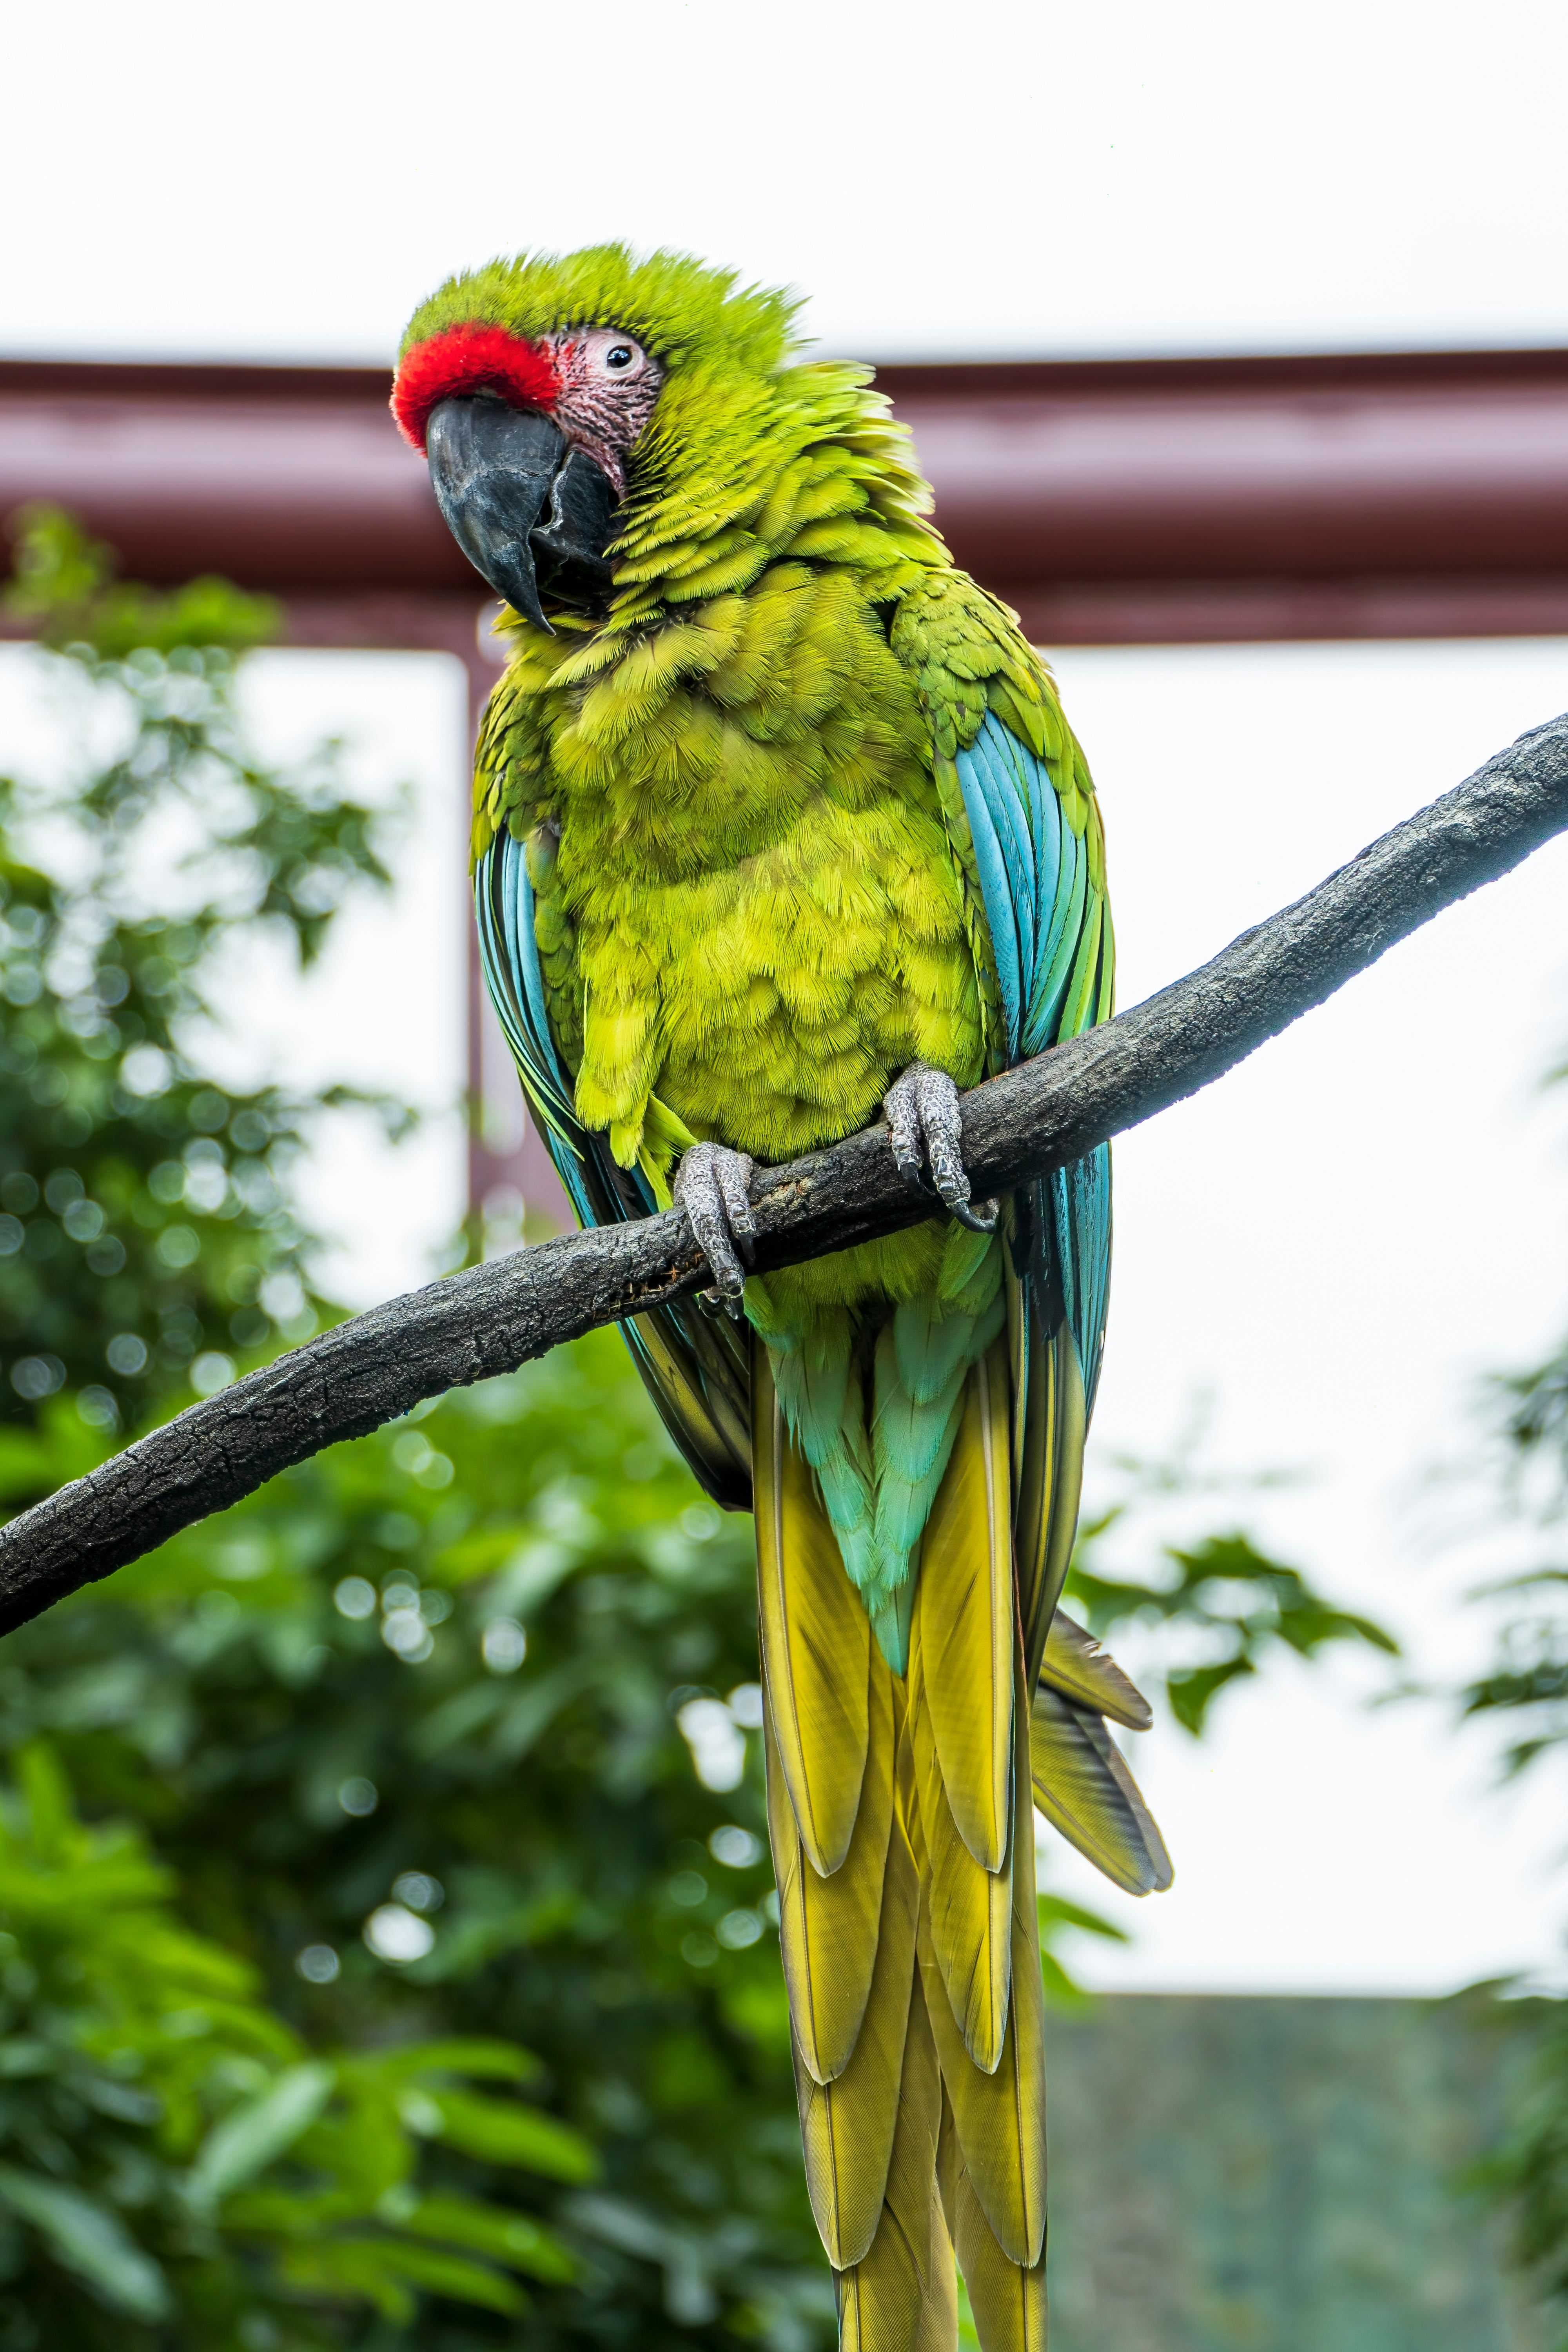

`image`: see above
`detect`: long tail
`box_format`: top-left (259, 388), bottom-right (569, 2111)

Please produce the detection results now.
top-left (755, 1337), bottom-right (1047, 2351)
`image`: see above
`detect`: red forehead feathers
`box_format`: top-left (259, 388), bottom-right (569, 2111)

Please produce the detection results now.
top-left (391, 324), bottom-right (560, 454)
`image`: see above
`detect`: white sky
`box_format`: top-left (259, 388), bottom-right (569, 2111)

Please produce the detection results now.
top-left (3, 0), bottom-right (1568, 1996)
top-left (5, 0), bottom-right (1568, 363)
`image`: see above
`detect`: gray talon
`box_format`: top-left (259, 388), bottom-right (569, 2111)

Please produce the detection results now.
top-left (881, 1062), bottom-right (997, 1235)
top-left (674, 1140), bottom-right (757, 1317)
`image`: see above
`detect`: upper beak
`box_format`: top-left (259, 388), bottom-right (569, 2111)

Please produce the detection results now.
top-left (425, 396), bottom-right (616, 633)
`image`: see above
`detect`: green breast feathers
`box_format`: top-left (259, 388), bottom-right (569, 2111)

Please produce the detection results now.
top-left (473, 544), bottom-right (1101, 1205)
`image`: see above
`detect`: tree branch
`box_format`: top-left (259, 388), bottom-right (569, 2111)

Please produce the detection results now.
top-left (3, 711), bottom-right (1567, 1635)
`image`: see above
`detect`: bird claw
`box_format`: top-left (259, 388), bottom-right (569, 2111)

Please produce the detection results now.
top-left (882, 1062), bottom-right (997, 1234)
top-left (673, 1140), bottom-right (757, 1318)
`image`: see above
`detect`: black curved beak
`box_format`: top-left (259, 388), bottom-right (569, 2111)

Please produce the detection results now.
top-left (425, 396), bottom-right (617, 633)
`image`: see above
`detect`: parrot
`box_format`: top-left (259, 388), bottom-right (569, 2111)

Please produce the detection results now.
top-left (393, 246), bottom-right (1172, 2350)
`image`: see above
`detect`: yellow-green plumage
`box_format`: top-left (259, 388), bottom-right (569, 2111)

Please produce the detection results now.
top-left (413, 243), bottom-right (1172, 2348)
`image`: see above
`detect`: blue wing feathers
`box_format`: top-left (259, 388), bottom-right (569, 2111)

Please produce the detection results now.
top-left (1026, 813), bottom-right (1085, 1058)
top-left (971, 730), bottom-right (1037, 988)
top-left (956, 711), bottom-right (1113, 1419)
top-left (507, 841), bottom-right (560, 1093)
top-left (475, 837), bottom-right (598, 1228)
top-left (475, 832), bottom-right (661, 1230)
top-left (1049, 1147), bottom-right (1111, 1413)
top-left (955, 746), bottom-right (1023, 1057)
top-left (1060, 896), bottom-right (1104, 1044)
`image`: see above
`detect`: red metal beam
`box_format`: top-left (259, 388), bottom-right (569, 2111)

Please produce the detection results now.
top-left (7, 347), bottom-right (1568, 641)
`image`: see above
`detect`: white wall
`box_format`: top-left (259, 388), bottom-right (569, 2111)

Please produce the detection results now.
top-left (1042, 639), bottom-right (1568, 1994)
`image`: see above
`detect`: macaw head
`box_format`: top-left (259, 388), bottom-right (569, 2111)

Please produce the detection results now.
top-left (394, 245), bottom-right (798, 631)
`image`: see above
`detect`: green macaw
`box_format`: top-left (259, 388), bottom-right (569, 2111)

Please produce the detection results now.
top-left (394, 246), bottom-right (1171, 2350)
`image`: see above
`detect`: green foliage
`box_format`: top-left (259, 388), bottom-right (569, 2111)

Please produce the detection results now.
top-left (4, 505), bottom-right (280, 663)
top-left (1459, 1568), bottom-right (1568, 1780)
top-left (0, 1734), bottom-right (583, 2348)
top-left (1460, 1349), bottom-right (1568, 1779)
top-left (0, 1337), bottom-right (833, 2349)
top-left (0, 508), bottom-right (396, 1433)
top-left (1066, 1522), bottom-right (1398, 1736)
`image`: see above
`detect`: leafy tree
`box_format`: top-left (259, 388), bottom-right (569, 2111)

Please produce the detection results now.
top-left (0, 506), bottom-right (394, 1436)
top-left (0, 1737), bottom-right (586, 2350)
top-left (0, 1343), bottom-right (833, 2351)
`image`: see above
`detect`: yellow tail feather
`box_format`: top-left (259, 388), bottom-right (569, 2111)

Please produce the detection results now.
top-left (767, 1656), bottom-right (896, 2084)
top-left (791, 1811), bottom-right (920, 2267)
top-left (755, 1311), bottom-right (1071, 2348)
top-left (939, 2096), bottom-right (1049, 2352)
top-left (915, 1344), bottom-right (1014, 1870)
top-left (755, 1345), bottom-right (871, 1874)
top-left (1030, 1682), bottom-right (1173, 1897)
top-left (1034, 1332), bottom-right (1086, 1672)
top-left (836, 1984), bottom-right (953, 2351)
top-left (880, 1981), bottom-right (943, 2289)
top-left (917, 1689), bottom-right (1047, 2268)
top-left (1040, 1607), bottom-right (1154, 1728)
top-left (908, 1631), bottom-right (1013, 2072)
top-left (916, 2182), bottom-right (960, 2352)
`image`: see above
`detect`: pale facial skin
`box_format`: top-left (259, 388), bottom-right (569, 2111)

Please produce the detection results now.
top-left (545, 327), bottom-right (664, 496)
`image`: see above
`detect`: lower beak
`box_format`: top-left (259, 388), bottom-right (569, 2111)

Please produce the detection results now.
top-left (425, 397), bottom-right (616, 632)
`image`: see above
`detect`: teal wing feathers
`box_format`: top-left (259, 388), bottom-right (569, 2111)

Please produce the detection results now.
top-left (953, 710), bottom-right (1114, 1414)
top-left (475, 831), bottom-right (753, 1508)
top-left (949, 697), bottom-right (1157, 1902)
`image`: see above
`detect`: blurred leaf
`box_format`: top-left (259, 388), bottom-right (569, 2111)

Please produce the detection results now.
top-left (4, 504), bottom-right (279, 657)
top-left (279, 2232), bottom-right (526, 2319)
top-left (1168, 1654), bottom-right (1256, 1735)
top-left (188, 2060), bottom-right (336, 2209)
top-left (16, 1738), bottom-right (75, 1861)
top-left (1068, 1527), bottom-right (1398, 1737)
top-left (418, 2087), bottom-right (599, 2182)
top-left (394, 2190), bottom-right (576, 2281)
top-left (1037, 1892), bottom-right (1129, 1945)
top-left (0, 2165), bottom-right (169, 2320)
top-left (369, 2036), bottom-right (542, 2085)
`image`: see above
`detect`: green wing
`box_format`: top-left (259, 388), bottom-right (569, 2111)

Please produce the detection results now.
top-left (474, 804), bottom-right (753, 1512)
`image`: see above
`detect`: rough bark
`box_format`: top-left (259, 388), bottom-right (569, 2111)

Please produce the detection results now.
top-left (2, 711), bottom-right (1566, 1634)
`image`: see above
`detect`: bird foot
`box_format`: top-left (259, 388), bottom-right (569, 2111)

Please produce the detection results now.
top-left (673, 1141), bottom-right (757, 1318)
top-left (882, 1062), bottom-right (997, 1234)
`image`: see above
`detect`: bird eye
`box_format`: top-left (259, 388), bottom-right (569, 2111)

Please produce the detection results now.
top-left (605, 344), bottom-right (635, 370)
